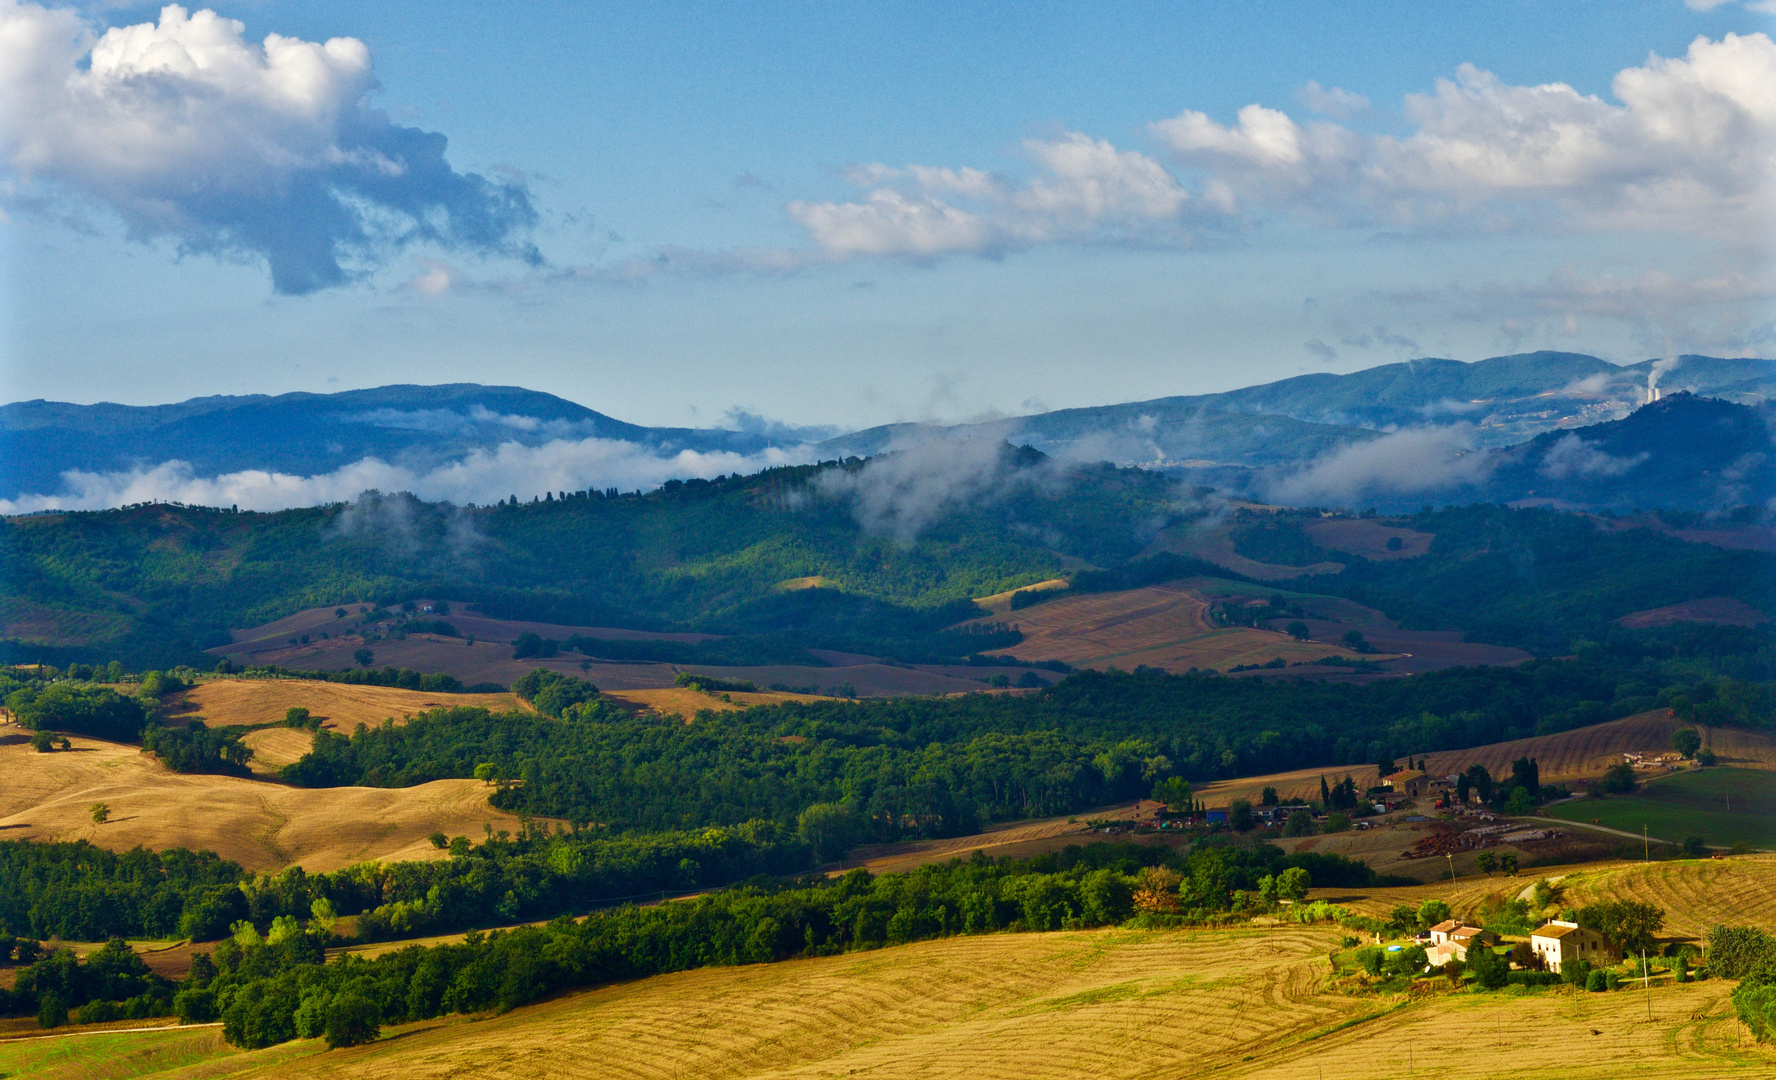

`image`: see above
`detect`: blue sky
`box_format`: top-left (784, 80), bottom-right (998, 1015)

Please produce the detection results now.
top-left (2, 0), bottom-right (1773, 429)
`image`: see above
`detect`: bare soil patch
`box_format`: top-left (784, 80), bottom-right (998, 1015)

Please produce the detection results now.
top-left (1302, 518), bottom-right (1435, 560)
top-left (964, 583), bottom-right (1384, 673)
top-left (1616, 596), bottom-right (1768, 628)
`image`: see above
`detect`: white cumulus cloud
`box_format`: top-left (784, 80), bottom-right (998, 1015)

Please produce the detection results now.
top-left (0, 2), bottom-right (538, 293)
top-left (1152, 33), bottom-right (1776, 238)
top-left (786, 133), bottom-right (1189, 258)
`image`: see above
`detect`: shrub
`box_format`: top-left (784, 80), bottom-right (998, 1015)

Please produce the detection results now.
top-left (1599, 763), bottom-right (1637, 794)
top-left (38, 992), bottom-right (67, 1028)
top-left (1586, 969), bottom-right (1608, 992)
top-left (1468, 945), bottom-right (1509, 989)
top-left (1707, 926), bottom-right (1776, 979)
top-left (1355, 946), bottom-right (1385, 976)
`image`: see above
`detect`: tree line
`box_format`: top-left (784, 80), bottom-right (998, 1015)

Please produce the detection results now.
top-left (0, 838), bottom-right (1376, 1047)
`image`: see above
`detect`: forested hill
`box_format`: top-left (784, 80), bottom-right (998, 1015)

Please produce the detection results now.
top-left (0, 452), bottom-right (1189, 666)
top-left (3, 426), bottom-right (1772, 670)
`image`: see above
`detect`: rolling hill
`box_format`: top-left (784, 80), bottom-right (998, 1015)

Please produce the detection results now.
top-left (0, 714), bottom-right (535, 872)
top-left (6, 910), bottom-right (1767, 1080)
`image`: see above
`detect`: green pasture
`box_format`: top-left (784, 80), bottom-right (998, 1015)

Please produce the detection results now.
top-left (1544, 767), bottom-right (1776, 851)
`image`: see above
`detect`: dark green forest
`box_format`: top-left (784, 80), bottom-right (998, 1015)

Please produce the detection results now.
top-left (0, 453), bottom-right (1179, 667)
top-left (275, 629), bottom-right (1771, 837)
top-left (7, 445), bottom-right (1769, 671)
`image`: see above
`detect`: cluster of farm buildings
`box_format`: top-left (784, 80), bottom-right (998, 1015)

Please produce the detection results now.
top-left (1419, 919), bottom-right (1619, 974)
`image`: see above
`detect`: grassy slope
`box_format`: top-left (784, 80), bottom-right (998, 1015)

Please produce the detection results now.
top-left (1544, 768), bottom-right (1776, 849)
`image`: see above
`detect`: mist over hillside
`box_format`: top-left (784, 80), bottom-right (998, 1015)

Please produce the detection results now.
top-left (1, 351), bottom-right (1769, 515)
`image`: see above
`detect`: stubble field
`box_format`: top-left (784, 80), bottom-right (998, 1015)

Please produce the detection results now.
top-left (7, 918), bottom-right (1768, 1080)
top-left (0, 725), bottom-right (533, 872)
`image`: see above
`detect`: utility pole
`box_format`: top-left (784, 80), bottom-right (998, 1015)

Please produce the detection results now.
top-left (1643, 823), bottom-right (1649, 862)
top-left (1446, 852), bottom-right (1455, 883)
top-left (1643, 950), bottom-right (1652, 1021)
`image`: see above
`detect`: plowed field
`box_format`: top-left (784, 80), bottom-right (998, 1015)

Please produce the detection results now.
top-left (969, 584), bottom-right (1383, 672)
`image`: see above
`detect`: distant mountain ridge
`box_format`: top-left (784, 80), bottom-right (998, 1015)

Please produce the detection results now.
top-left (3, 352), bottom-right (1769, 504)
top-left (0, 384), bottom-right (803, 501)
top-left (824, 351), bottom-right (1774, 462)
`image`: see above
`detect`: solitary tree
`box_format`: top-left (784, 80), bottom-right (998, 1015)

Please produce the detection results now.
top-left (1671, 728), bottom-right (1703, 758)
top-left (1285, 621), bottom-right (1311, 641)
top-left (1476, 850), bottom-right (1498, 876)
top-left (1282, 810), bottom-right (1316, 837)
top-left (352, 648), bottom-right (374, 668)
top-left (1599, 763), bottom-right (1637, 794)
top-left (89, 802), bottom-right (110, 825)
top-left (1275, 866), bottom-right (1311, 901)
top-left (1229, 798), bottom-right (1255, 832)
top-left (1152, 776), bottom-right (1194, 813)
top-left (1260, 786), bottom-right (1279, 806)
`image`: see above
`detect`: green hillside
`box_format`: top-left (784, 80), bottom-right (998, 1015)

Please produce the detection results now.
top-left (0, 452), bottom-right (1191, 666)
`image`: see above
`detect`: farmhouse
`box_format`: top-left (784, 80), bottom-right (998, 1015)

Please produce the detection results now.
top-left (1425, 921), bottom-right (1497, 965)
top-left (1382, 769), bottom-right (1428, 797)
top-left (1531, 921), bottom-right (1620, 973)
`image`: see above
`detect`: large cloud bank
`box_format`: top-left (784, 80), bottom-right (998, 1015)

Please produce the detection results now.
top-left (0, 437), bottom-right (816, 515)
top-left (788, 33), bottom-right (1776, 259)
top-left (0, 3), bottom-right (537, 292)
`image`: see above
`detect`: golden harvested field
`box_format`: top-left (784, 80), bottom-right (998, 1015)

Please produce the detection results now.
top-left (970, 583), bottom-right (1384, 672)
top-left (38, 923), bottom-right (1772, 1080)
top-left (602, 687), bottom-right (831, 720)
top-left (1325, 855), bottom-right (1776, 940)
top-left (971, 577), bottom-right (1069, 616)
top-left (0, 726), bottom-right (536, 872)
top-left (171, 679), bottom-right (523, 732)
